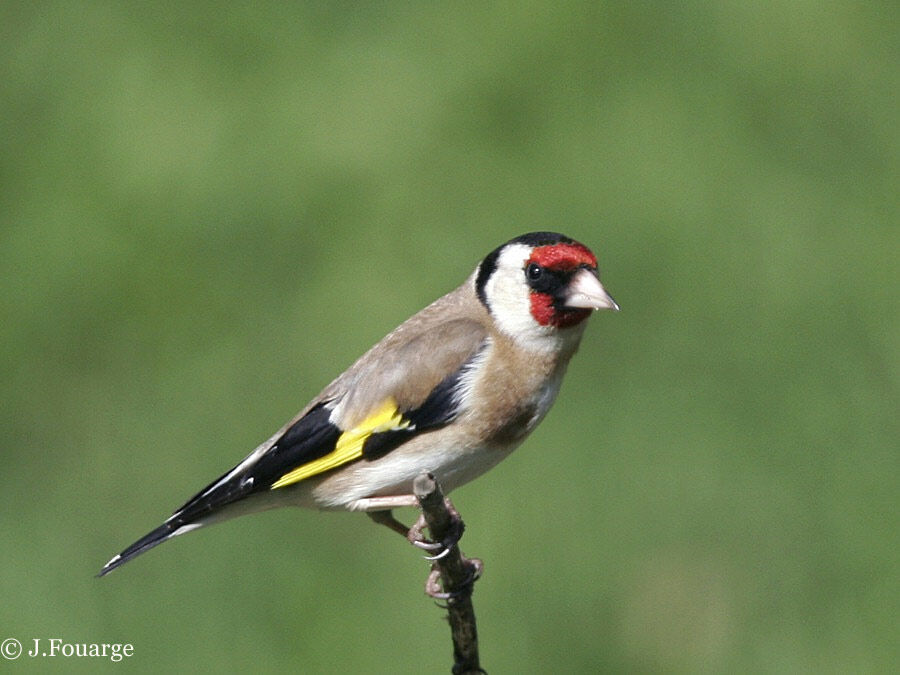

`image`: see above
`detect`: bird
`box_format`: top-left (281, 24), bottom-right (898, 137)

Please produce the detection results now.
top-left (99, 232), bottom-right (618, 577)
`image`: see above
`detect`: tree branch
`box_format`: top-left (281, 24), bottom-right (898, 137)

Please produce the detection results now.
top-left (413, 472), bottom-right (485, 675)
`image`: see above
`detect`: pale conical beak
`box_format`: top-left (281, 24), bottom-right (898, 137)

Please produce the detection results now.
top-left (563, 268), bottom-right (619, 311)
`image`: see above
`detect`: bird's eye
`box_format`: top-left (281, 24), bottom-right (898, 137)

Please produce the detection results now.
top-left (526, 263), bottom-right (543, 280)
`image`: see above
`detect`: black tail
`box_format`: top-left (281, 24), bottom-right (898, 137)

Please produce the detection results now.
top-left (97, 454), bottom-right (263, 577)
top-left (97, 416), bottom-right (303, 577)
top-left (97, 521), bottom-right (185, 577)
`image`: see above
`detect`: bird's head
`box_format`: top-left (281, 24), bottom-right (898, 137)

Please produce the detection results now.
top-left (475, 232), bottom-right (618, 350)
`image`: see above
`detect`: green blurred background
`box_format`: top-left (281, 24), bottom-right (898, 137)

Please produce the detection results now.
top-left (1, 2), bottom-right (896, 672)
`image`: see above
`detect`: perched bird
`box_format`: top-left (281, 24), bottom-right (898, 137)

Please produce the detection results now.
top-left (99, 232), bottom-right (618, 576)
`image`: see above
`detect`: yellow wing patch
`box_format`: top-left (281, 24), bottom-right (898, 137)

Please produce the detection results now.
top-left (270, 398), bottom-right (409, 490)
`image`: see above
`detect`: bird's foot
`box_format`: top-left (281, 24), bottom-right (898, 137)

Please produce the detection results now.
top-left (425, 556), bottom-right (483, 600)
top-left (407, 501), bottom-right (464, 560)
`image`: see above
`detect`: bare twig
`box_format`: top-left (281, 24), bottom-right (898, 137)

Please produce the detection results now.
top-left (413, 472), bottom-right (485, 675)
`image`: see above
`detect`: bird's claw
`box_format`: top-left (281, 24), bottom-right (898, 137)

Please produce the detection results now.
top-left (425, 556), bottom-right (483, 600)
top-left (423, 546), bottom-right (452, 561)
top-left (406, 508), bottom-right (464, 560)
top-left (411, 538), bottom-right (443, 552)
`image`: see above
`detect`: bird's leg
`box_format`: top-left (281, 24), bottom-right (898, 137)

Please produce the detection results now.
top-left (366, 509), bottom-right (412, 538)
top-left (405, 512), bottom-right (449, 557)
top-left (396, 500), bottom-right (466, 561)
top-left (425, 556), bottom-right (483, 600)
top-left (356, 495), bottom-right (464, 559)
top-left (418, 498), bottom-right (465, 560)
top-left (357, 495), bottom-right (438, 551)
top-left (364, 501), bottom-right (479, 599)
top-left (353, 495), bottom-right (420, 511)
top-left (410, 474), bottom-right (482, 602)
top-left (367, 509), bottom-right (444, 556)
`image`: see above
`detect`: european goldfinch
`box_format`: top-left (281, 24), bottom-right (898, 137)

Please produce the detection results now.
top-left (99, 232), bottom-right (617, 576)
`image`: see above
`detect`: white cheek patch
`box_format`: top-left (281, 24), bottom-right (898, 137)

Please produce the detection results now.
top-left (483, 244), bottom-right (559, 351)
